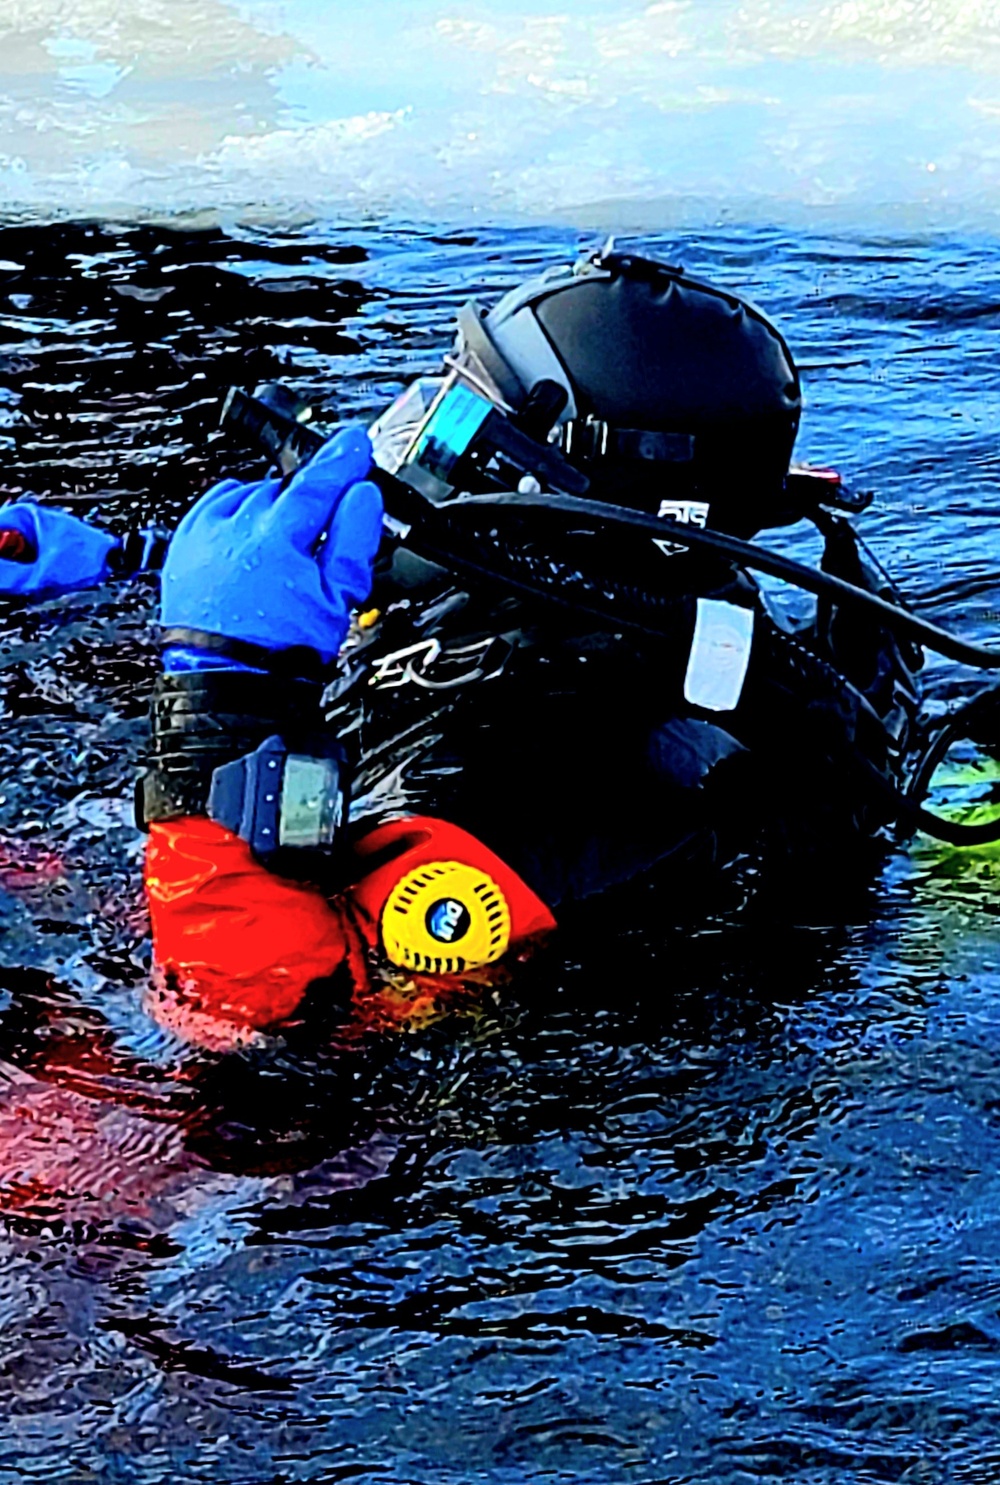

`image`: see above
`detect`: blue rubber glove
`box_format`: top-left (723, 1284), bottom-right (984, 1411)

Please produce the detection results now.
top-left (160, 427), bottom-right (383, 671)
top-left (0, 501), bottom-right (119, 597)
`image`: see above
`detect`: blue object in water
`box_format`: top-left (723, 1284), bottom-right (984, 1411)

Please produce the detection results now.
top-left (0, 500), bottom-right (119, 597)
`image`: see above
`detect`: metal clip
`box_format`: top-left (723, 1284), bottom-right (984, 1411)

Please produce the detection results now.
top-left (561, 416), bottom-right (609, 463)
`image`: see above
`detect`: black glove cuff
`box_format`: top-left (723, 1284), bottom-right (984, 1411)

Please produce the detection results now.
top-left (136, 669), bottom-right (324, 828)
top-left (107, 526), bottom-right (172, 578)
top-left (159, 627), bottom-right (337, 684)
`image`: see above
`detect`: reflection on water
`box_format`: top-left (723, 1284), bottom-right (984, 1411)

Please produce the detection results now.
top-left (0, 218), bottom-right (999, 1481)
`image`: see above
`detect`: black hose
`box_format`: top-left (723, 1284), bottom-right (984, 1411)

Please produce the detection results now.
top-left (449, 490), bottom-right (1000, 672)
top-left (223, 384), bottom-right (1000, 670)
top-left (903, 685), bottom-right (1000, 845)
top-left (220, 386), bottom-right (1000, 843)
top-left (419, 492), bottom-right (1000, 845)
top-left (913, 802), bottom-right (1000, 847)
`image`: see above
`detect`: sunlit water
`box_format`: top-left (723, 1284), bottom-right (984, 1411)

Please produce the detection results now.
top-left (0, 217), bottom-right (997, 1482)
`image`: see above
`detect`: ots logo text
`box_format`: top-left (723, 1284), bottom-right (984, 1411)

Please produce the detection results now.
top-left (654, 500), bottom-right (710, 557)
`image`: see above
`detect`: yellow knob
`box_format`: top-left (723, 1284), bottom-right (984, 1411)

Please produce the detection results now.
top-left (381, 861), bottom-right (511, 975)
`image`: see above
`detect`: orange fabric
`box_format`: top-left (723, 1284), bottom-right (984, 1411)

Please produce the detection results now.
top-left (346, 816), bottom-right (556, 948)
top-left (145, 814), bottom-right (555, 1049)
top-left (145, 818), bottom-right (353, 1035)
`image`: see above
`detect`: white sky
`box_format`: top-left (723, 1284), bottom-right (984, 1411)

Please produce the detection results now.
top-left (0, 0), bottom-right (998, 227)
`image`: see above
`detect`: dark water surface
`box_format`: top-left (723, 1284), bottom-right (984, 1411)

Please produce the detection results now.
top-left (0, 220), bottom-right (999, 1483)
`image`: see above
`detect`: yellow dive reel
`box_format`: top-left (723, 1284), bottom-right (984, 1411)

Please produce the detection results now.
top-left (381, 860), bottom-right (511, 975)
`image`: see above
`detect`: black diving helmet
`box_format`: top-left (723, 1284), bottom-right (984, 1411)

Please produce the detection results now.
top-left (369, 246), bottom-right (855, 538)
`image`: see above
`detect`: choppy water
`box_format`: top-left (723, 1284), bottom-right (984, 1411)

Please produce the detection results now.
top-left (1, 218), bottom-right (1000, 1483)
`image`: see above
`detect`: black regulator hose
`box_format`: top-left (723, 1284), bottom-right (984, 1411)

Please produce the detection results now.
top-left (219, 383), bottom-right (1000, 672)
top-left (455, 493), bottom-right (1000, 845)
top-left (901, 685), bottom-right (1000, 846)
top-left (219, 385), bottom-right (1000, 845)
top-left (452, 490), bottom-right (1000, 673)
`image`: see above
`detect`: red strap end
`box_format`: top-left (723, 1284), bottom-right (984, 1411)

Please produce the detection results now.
top-left (0, 529), bottom-right (34, 563)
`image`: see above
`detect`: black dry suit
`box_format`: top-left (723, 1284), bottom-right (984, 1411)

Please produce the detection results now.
top-left (223, 251), bottom-right (958, 911)
top-left (297, 253), bottom-right (919, 911)
top-left (326, 495), bottom-right (921, 912)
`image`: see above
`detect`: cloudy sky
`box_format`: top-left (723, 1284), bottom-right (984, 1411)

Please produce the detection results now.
top-left (0, 0), bottom-right (998, 227)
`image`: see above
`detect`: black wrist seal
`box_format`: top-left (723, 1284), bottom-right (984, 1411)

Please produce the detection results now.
top-left (136, 670), bottom-right (324, 829)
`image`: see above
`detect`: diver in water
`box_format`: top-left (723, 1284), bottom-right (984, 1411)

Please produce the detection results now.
top-left (0, 250), bottom-right (931, 1048)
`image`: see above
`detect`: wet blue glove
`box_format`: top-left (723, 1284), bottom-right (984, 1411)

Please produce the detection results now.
top-left (160, 427), bottom-right (383, 672)
top-left (0, 501), bottom-right (119, 597)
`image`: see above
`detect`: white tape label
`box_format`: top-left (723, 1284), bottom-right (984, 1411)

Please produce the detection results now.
top-left (684, 599), bottom-right (755, 713)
